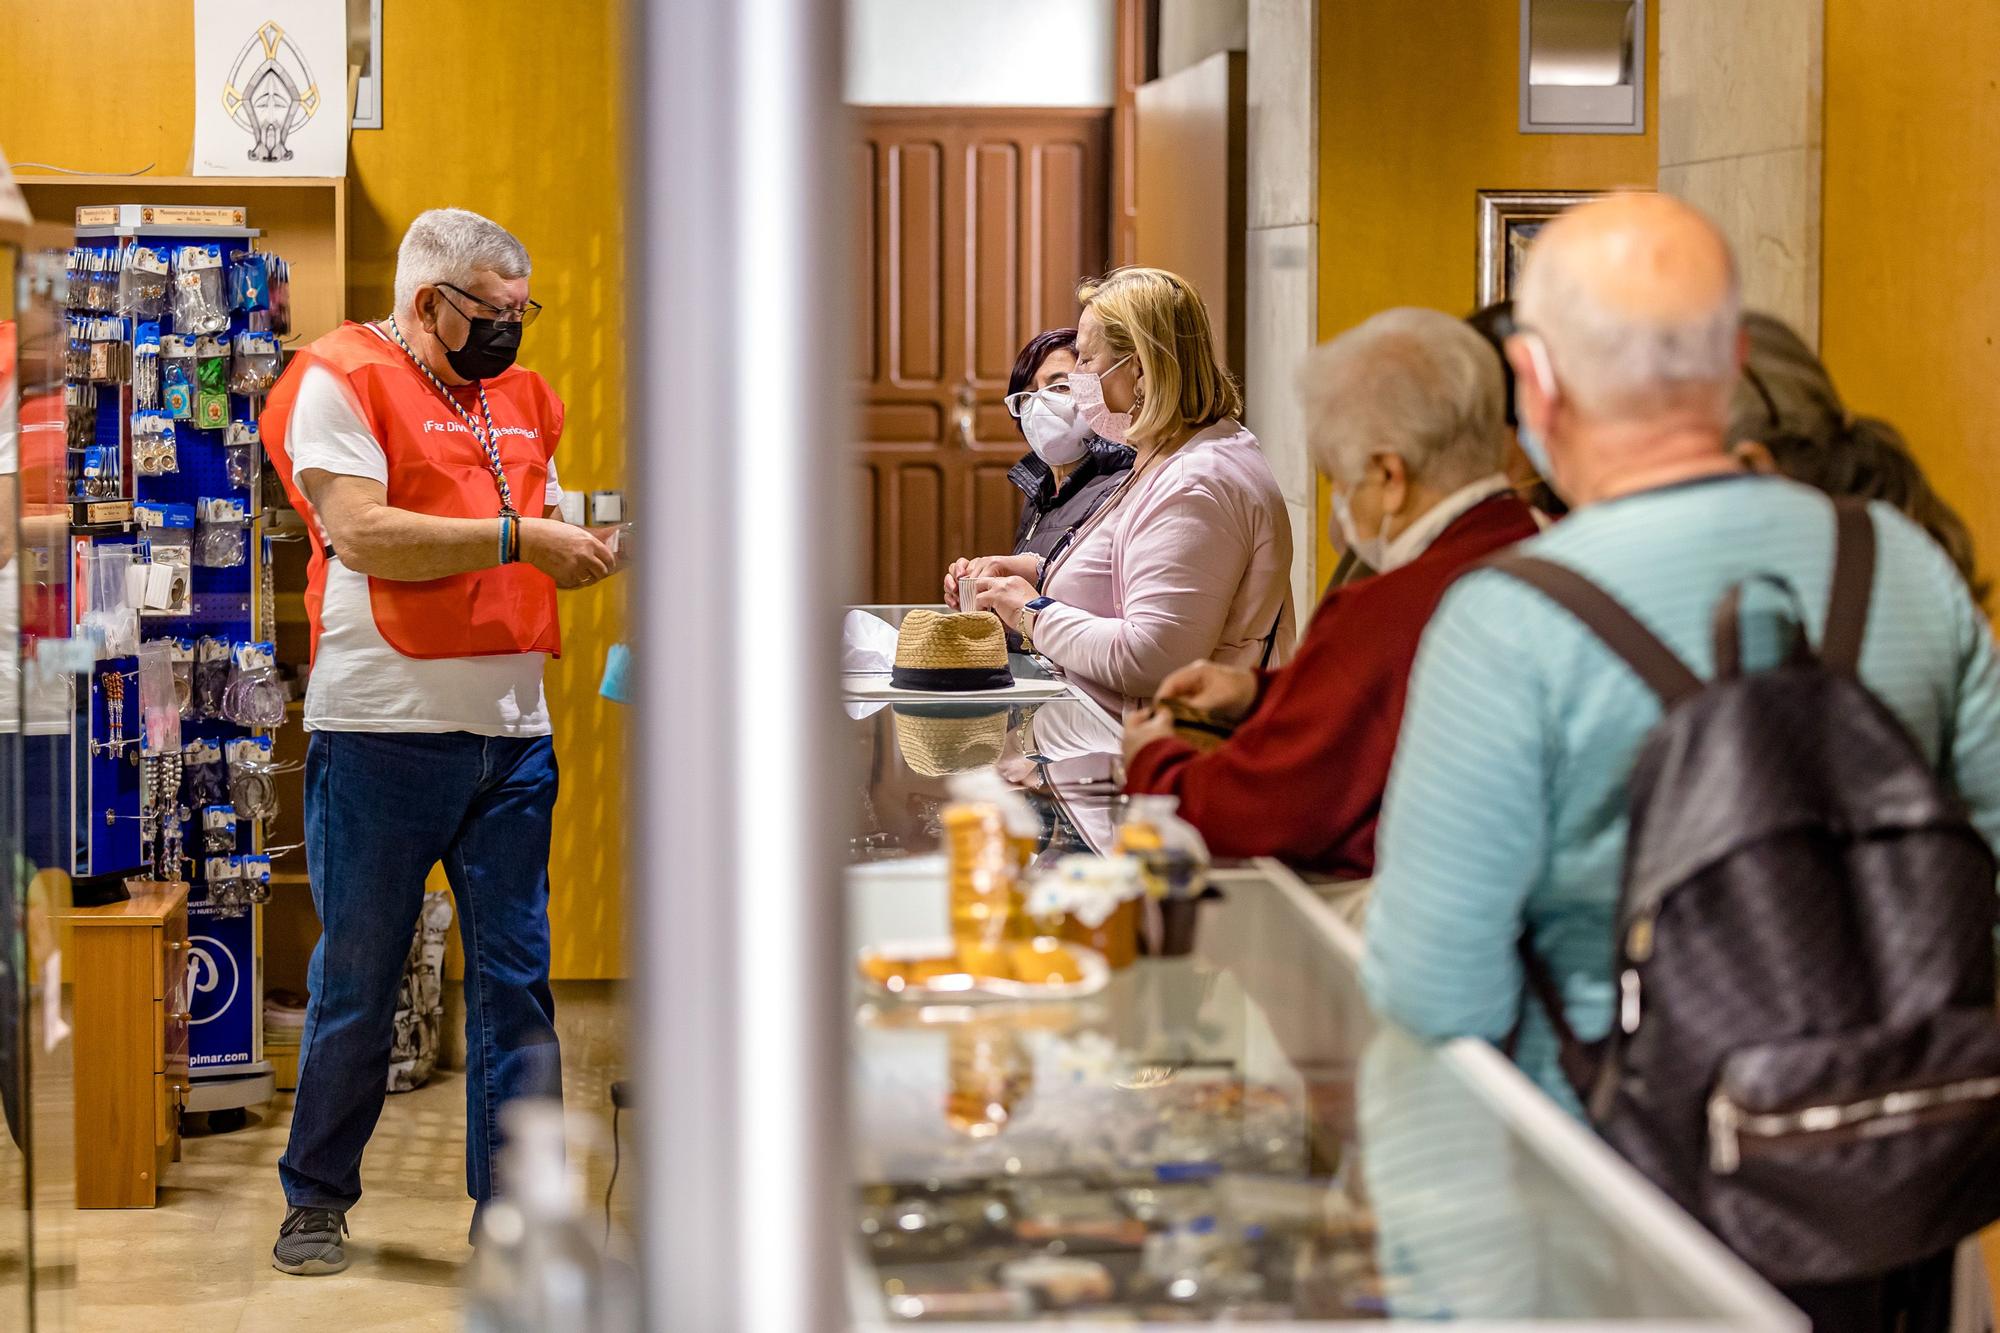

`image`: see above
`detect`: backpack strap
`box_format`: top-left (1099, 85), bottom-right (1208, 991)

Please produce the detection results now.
top-left (1506, 937), bottom-right (1605, 1100)
top-left (1479, 555), bottom-right (1704, 706)
top-left (1822, 498), bottom-right (1877, 675)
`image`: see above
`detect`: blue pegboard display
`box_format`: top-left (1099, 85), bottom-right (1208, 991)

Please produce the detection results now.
top-left (63, 214), bottom-right (295, 1083)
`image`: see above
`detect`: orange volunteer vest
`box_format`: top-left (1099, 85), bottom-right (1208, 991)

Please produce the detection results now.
top-left (260, 321), bottom-right (564, 662)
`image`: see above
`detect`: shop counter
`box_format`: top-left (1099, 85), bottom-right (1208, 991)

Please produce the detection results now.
top-left (840, 619), bottom-right (1799, 1327)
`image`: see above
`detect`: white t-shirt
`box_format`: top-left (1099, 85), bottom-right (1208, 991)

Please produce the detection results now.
top-left (287, 341), bottom-right (563, 737)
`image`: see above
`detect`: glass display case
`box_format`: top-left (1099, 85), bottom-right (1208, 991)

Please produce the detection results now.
top-left (841, 623), bottom-right (1800, 1328)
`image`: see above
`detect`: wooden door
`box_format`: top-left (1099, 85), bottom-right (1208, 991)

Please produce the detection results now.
top-left (853, 108), bottom-right (1111, 604)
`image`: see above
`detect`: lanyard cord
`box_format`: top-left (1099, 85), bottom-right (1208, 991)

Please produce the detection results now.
top-left (384, 317), bottom-right (518, 517)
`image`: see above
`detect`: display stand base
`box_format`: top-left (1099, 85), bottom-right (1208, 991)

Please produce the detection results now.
top-left (186, 1064), bottom-right (275, 1113)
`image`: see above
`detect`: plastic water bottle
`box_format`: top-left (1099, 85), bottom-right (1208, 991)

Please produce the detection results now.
top-left (464, 1099), bottom-right (637, 1331)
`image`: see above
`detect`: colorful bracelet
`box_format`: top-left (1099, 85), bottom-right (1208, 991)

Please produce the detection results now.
top-left (498, 515), bottom-right (513, 566)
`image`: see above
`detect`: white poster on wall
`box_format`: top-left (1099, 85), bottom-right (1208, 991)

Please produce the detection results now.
top-left (192, 0), bottom-right (349, 177)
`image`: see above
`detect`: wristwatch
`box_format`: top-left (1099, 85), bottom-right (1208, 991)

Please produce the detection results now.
top-left (1020, 595), bottom-right (1057, 646)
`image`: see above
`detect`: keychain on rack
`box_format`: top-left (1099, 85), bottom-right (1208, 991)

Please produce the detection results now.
top-left (224, 420), bottom-right (261, 488)
top-left (194, 334), bottom-right (230, 430)
top-left (117, 243), bottom-right (170, 320)
top-left (229, 328), bottom-right (282, 395)
top-left (181, 737), bottom-right (228, 809)
top-left (194, 636), bottom-right (233, 719)
top-left (222, 641), bottom-right (287, 727)
top-left (172, 244), bottom-right (230, 334)
top-left (132, 410), bottom-right (178, 476)
top-left (195, 496), bottom-right (249, 568)
top-left (202, 803), bottom-right (238, 855)
top-left (242, 853), bottom-right (274, 905)
top-left (161, 334), bottom-right (195, 421)
top-left (205, 854), bottom-right (249, 919)
top-left (227, 735), bottom-right (279, 822)
top-left (133, 321), bottom-right (161, 411)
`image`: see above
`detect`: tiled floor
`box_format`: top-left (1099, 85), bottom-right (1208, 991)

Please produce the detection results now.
top-left (74, 981), bottom-right (632, 1332)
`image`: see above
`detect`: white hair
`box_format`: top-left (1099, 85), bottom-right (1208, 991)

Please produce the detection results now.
top-left (1297, 308), bottom-right (1506, 490)
top-left (392, 208), bottom-right (532, 316)
top-left (1515, 229), bottom-right (1741, 421)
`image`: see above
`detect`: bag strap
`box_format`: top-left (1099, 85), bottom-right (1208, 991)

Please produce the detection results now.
top-left (1479, 555), bottom-right (1704, 706)
top-left (1504, 936), bottom-right (1604, 1100)
top-left (1822, 498), bottom-right (1877, 675)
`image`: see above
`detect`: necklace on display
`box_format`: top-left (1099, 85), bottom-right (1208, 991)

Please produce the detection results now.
top-left (385, 316), bottom-right (519, 517)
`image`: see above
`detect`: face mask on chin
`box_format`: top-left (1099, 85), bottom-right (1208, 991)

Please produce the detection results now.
top-left (1021, 387), bottom-right (1093, 466)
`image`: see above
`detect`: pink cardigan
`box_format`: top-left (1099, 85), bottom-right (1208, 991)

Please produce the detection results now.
top-left (1036, 419), bottom-right (1296, 712)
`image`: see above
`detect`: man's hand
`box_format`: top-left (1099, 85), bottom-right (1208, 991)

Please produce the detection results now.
top-left (1155, 660), bottom-right (1259, 723)
top-left (1122, 704), bottom-right (1178, 768)
top-left (945, 553), bottom-right (1039, 609)
top-left (519, 517), bottom-right (614, 589)
top-left (972, 575), bottom-right (1037, 631)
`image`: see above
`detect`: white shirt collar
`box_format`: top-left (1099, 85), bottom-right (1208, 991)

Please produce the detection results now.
top-left (1383, 473), bottom-right (1514, 569)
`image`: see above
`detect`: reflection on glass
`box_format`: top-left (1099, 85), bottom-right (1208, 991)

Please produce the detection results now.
top-left (1, 239), bottom-right (77, 1329)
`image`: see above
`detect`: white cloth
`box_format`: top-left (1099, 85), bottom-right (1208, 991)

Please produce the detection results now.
top-left (1381, 473), bottom-right (1514, 571)
top-left (287, 353), bottom-right (563, 736)
top-left (841, 609), bottom-right (899, 673)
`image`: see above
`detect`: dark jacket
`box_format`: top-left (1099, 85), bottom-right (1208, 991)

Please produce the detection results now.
top-left (1008, 438), bottom-right (1135, 561)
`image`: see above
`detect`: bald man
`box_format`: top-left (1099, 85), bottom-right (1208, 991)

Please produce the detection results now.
top-left (1363, 194), bottom-right (2000, 1324)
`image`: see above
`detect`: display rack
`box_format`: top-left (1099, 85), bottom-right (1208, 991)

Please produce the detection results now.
top-left (23, 173), bottom-right (346, 1103)
top-left (61, 207), bottom-right (289, 1117)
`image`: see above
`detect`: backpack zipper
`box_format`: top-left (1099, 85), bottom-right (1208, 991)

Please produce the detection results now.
top-left (1707, 1073), bottom-right (2000, 1175)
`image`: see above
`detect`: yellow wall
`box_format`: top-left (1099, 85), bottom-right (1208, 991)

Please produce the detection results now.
top-left (0, 2), bottom-right (629, 980)
top-left (1313, 0), bottom-right (1658, 575)
top-left (1821, 0), bottom-right (2000, 583)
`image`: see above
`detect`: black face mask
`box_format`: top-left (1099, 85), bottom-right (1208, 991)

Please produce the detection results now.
top-left (441, 313), bottom-right (522, 381)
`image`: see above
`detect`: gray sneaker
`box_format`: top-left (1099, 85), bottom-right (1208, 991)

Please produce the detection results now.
top-left (273, 1205), bottom-right (350, 1275)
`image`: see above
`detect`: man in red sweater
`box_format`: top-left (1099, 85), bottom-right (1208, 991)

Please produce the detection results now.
top-left (1123, 308), bottom-right (1540, 878)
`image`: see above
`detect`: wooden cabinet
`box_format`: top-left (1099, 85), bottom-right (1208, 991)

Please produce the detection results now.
top-left (71, 884), bottom-right (190, 1208)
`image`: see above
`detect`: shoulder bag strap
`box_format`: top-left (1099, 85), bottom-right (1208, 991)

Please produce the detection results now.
top-left (1821, 498), bottom-right (1877, 675)
top-left (1478, 555), bottom-right (1704, 706)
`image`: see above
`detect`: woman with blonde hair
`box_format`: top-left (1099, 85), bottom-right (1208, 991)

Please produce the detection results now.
top-left (946, 267), bottom-right (1294, 711)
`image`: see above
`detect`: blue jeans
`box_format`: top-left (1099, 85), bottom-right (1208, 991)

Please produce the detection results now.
top-left (279, 731), bottom-right (562, 1211)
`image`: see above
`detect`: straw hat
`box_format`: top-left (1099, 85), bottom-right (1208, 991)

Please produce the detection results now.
top-left (893, 705), bottom-right (1010, 777)
top-left (890, 610), bottom-right (1013, 692)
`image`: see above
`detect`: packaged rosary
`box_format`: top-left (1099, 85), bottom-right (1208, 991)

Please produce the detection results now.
top-left (118, 243), bottom-right (171, 320)
top-left (194, 333), bottom-right (230, 429)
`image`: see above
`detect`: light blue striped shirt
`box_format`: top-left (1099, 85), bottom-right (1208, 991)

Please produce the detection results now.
top-left (1364, 474), bottom-right (2000, 1108)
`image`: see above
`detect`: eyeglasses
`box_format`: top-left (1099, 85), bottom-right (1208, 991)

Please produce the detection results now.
top-left (1004, 382), bottom-right (1073, 419)
top-left (436, 282), bottom-right (543, 327)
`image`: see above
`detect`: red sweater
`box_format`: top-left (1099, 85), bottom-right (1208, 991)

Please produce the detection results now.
top-left (1125, 495), bottom-right (1541, 878)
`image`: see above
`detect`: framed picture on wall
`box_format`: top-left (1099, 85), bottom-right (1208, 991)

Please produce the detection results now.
top-left (350, 0), bottom-right (382, 129)
top-left (1475, 190), bottom-right (1602, 306)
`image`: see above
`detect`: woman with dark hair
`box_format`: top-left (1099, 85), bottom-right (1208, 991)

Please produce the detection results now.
top-left (999, 327), bottom-right (1133, 561)
top-left (1729, 312), bottom-right (1989, 607)
top-left (1465, 300), bottom-right (1565, 523)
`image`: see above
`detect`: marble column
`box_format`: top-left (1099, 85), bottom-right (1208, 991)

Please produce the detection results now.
top-left (1245, 0), bottom-right (1321, 617)
top-left (1657, 0), bottom-right (1824, 345)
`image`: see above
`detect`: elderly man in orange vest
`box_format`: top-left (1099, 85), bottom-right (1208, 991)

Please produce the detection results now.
top-left (260, 207), bottom-right (622, 1275)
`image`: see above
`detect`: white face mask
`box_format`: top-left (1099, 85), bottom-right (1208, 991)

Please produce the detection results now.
top-left (1069, 355), bottom-right (1134, 446)
top-left (1020, 384), bottom-right (1093, 466)
top-left (1330, 479), bottom-right (1400, 573)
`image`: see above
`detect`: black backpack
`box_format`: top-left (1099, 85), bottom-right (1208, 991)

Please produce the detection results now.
top-left (1488, 499), bottom-right (2000, 1286)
